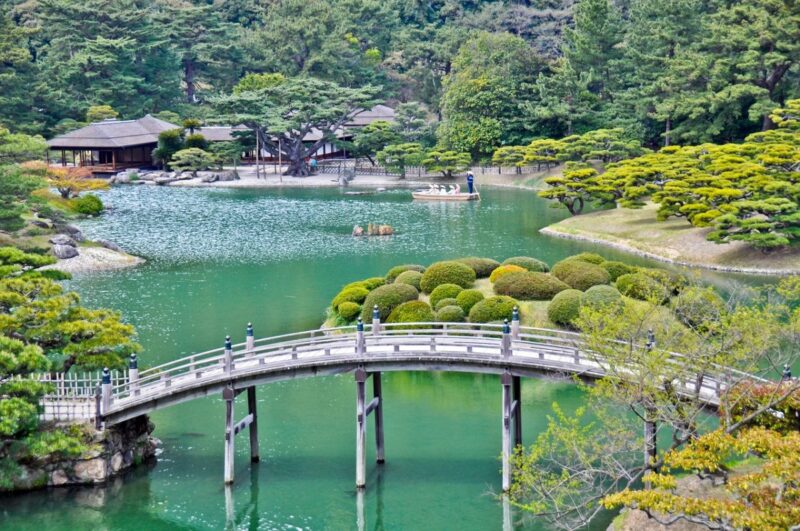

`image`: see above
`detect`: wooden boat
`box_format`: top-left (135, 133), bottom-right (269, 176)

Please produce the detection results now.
top-left (412, 188), bottom-right (481, 201)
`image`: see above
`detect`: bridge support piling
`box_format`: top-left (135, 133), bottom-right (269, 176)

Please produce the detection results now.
top-left (223, 385), bottom-right (235, 484)
top-left (512, 376), bottom-right (522, 447)
top-left (247, 387), bottom-right (260, 463)
top-left (373, 372), bottom-right (385, 463)
top-left (355, 368), bottom-right (367, 489)
top-left (501, 372), bottom-right (522, 492)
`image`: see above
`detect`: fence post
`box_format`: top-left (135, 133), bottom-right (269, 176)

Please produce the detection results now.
top-left (101, 367), bottom-right (112, 415)
top-left (372, 305), bottom-right (381, 335)
top-left (129, 354), bottom-right (140, 396)
top-left (502, 319), bottom-right (511, 357)
top-left (224, 335), bottom-right (233, 374)
top-left (246, 322), bottom-right (255, 354)
top-left (511, 306), bottom-right (520, 340)
top-left (356, 318), bottom-right (365, 356)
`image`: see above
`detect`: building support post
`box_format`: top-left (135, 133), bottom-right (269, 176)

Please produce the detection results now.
top-left (224, 385), bottom-right (235, 485)
top-left (373, 372), bottom-right (385, 463)
top-left (355, 367), bottom-right (367, 489)
top-left (501, 372), bottom-right (512, 492)
top-left (247, 387), bottom-right (260, 463)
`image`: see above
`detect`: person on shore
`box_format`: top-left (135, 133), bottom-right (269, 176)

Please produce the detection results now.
top-left (310, 157), bottom-right (318, 174)
top-left (466, 171), bottom-right (475, 194)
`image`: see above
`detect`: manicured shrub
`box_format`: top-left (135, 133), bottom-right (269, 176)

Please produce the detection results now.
top-left (332, 286), bottom-right (369, 310)
top-left (71, 194), bottom-right (103, 215)
top-left (639, 268), bottom-right (686, 295)
top-left (419, 261), bottom-right (476, 293)
top-left (671, 286), bottom-right (726, 328)
top-left (502, 256), bottom-right (549, 273)
top-left (456, 289), bottom-right (484, 314)
top-left (361, 283), bottom-right (419, 321)
top-left (386, 264), bottom-right (426, 282)
top-left (342, 280), bottom-right (367, 291)
top-left (429, 283), bottom-right (464, 308)
top-left (547, 289), bottom-right (583, 326)
top-left (581, 285), bottom-right (622, 309)
top-left (615, 273), bottom-right (667, 302)
top-left (436, 305), bottom-right (465, 322)
top-left (468, 296), bottom-right (518, 323)
top-left (600, 261), bottom-right (636, 281)
top-left (569, 252), bottom-right (605, 265)
top-left (489, 264), bottom-right (526, 283)
top-left (361, 277), bottom-right (387, 290)
top-left (386, 300), bottom-right (434, 326)
top-left (434, 297), bottom-right (459, 311)
top-left (551, 258), bottom-right (611, 291)
top-left (337, 301), bottom-right (361, 321)
top-left (455, 257), bottom-right (501, 277)
top-left (493, 271), bottom-right (569, 300)
top-left (395, 270), bottom-right (422, 290)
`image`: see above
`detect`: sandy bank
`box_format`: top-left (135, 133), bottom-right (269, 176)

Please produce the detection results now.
top-left (40, 246), bottom-right (145, 274)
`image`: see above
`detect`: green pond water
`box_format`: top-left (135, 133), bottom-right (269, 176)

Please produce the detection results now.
top-left (0, 185), bottom-right (772, 530)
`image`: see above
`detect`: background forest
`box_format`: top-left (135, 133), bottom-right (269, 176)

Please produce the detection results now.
top-left (1, 0), bottom-right (798, 160)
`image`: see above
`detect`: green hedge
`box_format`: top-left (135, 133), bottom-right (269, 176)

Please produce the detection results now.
top-left (386, 264), bottom-right (426, 282)
top-left (468, 296), bottom-right (518, 323)
top-left (493, 271), bottom-right (569, 300)
top-left (502, 256), bottom-right (549, 273)
top-left (338, 301), bottom-right (361, 321)
top-left (489, 264), bottom-right (526, 283)
top-left (570, 252), bottom-right (605, 265)
top-left (395, 270), bottom-right (423, 290)
top-left (671, 286), bottom-right (726, 328)
top-left (551, 258), bottom-right (611, 291)
top-left (581, 285), bottom-right (622, 309)
top-left (600, 261), bottom-right (636, 281)
top-left (436, 305), bottom-right (465, 322)
top-left (430, 283), bottom-right (464, 308)
top-left (332, 286), bottom-right (369, 310)
top-left (361, 283), bottom-right (420, 321)
top-left (419, 261), bottom-right (476, 293)
top-left (547, 289), bottom-right (583, 326)
top-left (455, 257), bottom-right (501, 278)
top-left (386, 300), bottom-right (434, 326)
top-left (434, 297), bottom-right (458, 311)
top-left (615, 273), bottom-right (667, 302)
top-left (456, 289), bottom-right (484, 313)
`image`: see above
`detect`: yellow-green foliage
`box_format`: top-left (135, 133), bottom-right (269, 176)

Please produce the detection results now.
top-left (551, 258), bottom-right (611, 291)
top-left (547, 289), bottom-right (583, 326)
top-left (394, 270), bottom-right (422, 290)
top-left (360, 283), bottom-right (419, 321)
top-left (489, 264), bottom-right (526, 283)
top-left (429, 283), bottom-right (463, 308)
top-left (386, 264), bottom-right (425, 282)
top-left (419, 261), bottom-right (475, 293)
top-left (455, 289), bottom-right (484, 313)
top-left (337, 301), bottom-right (361, 321)
top-left (502, 256), bottom-right (549, 273)
top-left (386, 300), bottom-right (434, 327)
top-left (331, 286), bottom-right (369, 310)
top-left (468, 295), bottom-right (518, 323)
top-left (494, 271), bottom-right (570, 300)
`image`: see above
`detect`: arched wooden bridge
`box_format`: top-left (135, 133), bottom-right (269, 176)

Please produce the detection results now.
top-left (38, 314), bottom-right (766, 491)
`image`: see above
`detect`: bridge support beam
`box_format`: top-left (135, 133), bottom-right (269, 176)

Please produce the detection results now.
top-left (501, 372), bottom-right (522, 492)
top-left (247, 386), bottom-right (260, 463)
top-left (356, 368), bottom-right (385, 489)
top-left (224, 385), bottom-right (235, 484)
top-left (373, 372), bottom-right (385, 463)
top-left (223, 384), bottom-right (260, 484)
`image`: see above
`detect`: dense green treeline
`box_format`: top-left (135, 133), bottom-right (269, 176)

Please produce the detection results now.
top-left (0, 0), bottom-right (798, 154)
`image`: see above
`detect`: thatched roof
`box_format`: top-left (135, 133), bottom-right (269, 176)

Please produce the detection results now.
top-left (194, 125), bottom-right (250, 142)
top-left (47, 115), bottom-right (179, 149)
top-left (348, 105), bottom-right (395, 127)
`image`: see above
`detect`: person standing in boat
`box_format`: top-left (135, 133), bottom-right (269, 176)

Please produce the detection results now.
top-left (466, 171), bottom-right (475, 194)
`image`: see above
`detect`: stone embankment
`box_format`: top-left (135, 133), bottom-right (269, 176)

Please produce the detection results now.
top-left (110, 168), bottom-right (239, 185)
top-left (4, 416), bottom-right (158, 493)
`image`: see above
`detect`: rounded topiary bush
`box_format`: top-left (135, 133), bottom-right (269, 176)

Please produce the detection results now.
top-left (671, 286), bottom-right (726, 328)
top-left (434, 297), bottom-right (459, 311)
top-left (502, 256), bottom-right (549, 273)
top-left (639, 268), bottom-right (686, 295)
top-left (547, 289), bottom-right (583, 326)
top-left (570, 252), bottom-right (605, 265)
top-left (582, 284), bottom-right (622, 309)
top-left (493, 271), bottom-right (569, 300)
top-left (468, 296), bottom-right (518, 323)
top-left (456, 289), bottom-right (484, 314)
top-left (72, 194), bottom-right (103, 215)
top-left (489, 264), bottom-right (526, 283)
top-left (337, 301), bottom-right (361, 321)
top-left (419, 261), bottom-right (476, 293)
top-left (332, 286), bottom-right (369, 310)
top-left (551, 258), bottom-right (611, 291)
top-left (600, 261), bottom-right (636, 281)
top-left (361, 277), bottom-right (387, 291)
top-left (386, 264), bottom-right (426, 282)
top-left (386, 300), bottom-right (434, 326)
top-left (436, 305), bottom-right (465, 322)
top-left (395, 270), bottom-right (423, 290)
top-left (616, 273), bottom-right (667, 302)
top-left (429, 283), bottom-right (464, 308)
top-left (361, 283), bottom-right (419, 321)
top-left (455, 257), bottom-right (501, 278)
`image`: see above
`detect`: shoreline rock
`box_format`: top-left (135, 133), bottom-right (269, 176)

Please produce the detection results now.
top-left (41, 245), bottom-right (145, 274)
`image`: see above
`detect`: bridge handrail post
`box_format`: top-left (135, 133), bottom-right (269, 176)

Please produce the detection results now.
top-left (224, 335), bottom-right (233, 375)
top-left (101, 367), bottom-right (112, 415)
top-left (356, 319), bottom-right (365, 355)
top-left (246, 323), bottom-right (255, 355)
top-left (129, 354), bottom-right (140, 397)
top-left (502, 319), bottom-right (511, 357)
top-left (511, 307), bottom-right (520, 340)
top-left (371, 305), bottom-right (381, 335)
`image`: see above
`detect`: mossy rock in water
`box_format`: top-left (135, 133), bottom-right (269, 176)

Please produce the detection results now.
top-left (430, 283), bottom-right (464, 308)
top-left (551, 258), bottom-right (611, 291)
top-left (615, 273), bottom-right (667, 302)
top-left (419, 261), bottom-right (476, 293)
top-left (581, 284), bottom-right (622, 309)
top-left (434, 297), bottom-right (459, 311)
top-left (468, 295), bottom-right (518, 323)
top-left (569, 252), bottom-right (606, 265)
top-left (436, 305), bottom-right (465, 322)
top-left (337, 301), bottom-right (362, 321)
top-left (332, 286), bottom-right (369, 310)
top-left (547, 289), bottom-right (583, 326)
top-left (395, 270), bottom-right (423, 290)
top-left (455, 257), bottom-right (501, 278)
top-left (387, 300), bottom-right (434, 328)
top-left (502, 256), bottom-right (549, 273)
top-left (386, 264), bottom-right (426, 282)
top-left (456, 289), bottom-right (484, 314)
top-left (489, 264), bottom-right (527, 283)
top-left (671, 286), bottom-right (726, 328)
top-left (361, 283), bottom-right (419, 321)
top-left (600, 260), bottom-right (636, 281)
top-left (493, 271), bottom-right (569, 300)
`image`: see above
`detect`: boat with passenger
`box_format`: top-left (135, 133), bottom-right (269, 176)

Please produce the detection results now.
top-left (412, 184), bottom-right (480, 201)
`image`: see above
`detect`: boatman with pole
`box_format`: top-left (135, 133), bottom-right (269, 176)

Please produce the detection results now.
top-left (467, 171), bottom-right (475, 194)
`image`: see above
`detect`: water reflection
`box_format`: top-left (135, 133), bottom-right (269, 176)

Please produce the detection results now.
top-left (224, 464), bottom-right (261, 530)
top-left (356, 466), bottom-right (384, 531)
